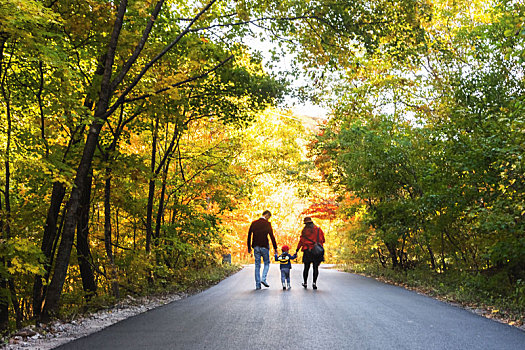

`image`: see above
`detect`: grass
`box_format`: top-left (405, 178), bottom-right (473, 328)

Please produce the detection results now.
top-left (169, 263), bottom-right (242, 294)
top-left (342, 263), bottom-right (525, 330)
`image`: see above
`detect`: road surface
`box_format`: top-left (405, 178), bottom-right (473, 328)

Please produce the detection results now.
top-left (56, 265), bottom-right (525, 349)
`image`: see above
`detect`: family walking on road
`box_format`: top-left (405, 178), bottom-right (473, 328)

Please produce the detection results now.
top-left (247, 210), bottom-right (325, 290)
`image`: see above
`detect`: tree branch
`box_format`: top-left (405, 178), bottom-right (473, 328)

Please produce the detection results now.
top-left (122, 54), bottom-right (233, 103)
top-left (110, 0), bottom-right (166, 91)
top-left (104, 0), bottom-right (218, 119)
top-left (99, 0), bottom-right (129, 105)
top-left (188, 15), bottom-right (321, 33)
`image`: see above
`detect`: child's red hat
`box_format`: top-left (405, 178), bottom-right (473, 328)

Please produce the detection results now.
top-left (282, 245), bottom-right (290, 251)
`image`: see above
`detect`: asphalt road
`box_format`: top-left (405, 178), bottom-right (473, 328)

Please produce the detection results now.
top-left (56, 265), bottom-right (525, 350)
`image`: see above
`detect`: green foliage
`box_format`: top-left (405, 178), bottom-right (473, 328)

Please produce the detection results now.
top-left (313, 0), bottom-right (525, 315)
top-left (0, 0), bottom-right (60, 48)
top-left (1, 238), bottom-right (45, 277)
top-left (0, 238), bottom-right (45, 313)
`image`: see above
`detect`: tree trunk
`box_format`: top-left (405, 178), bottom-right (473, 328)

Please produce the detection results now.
top-left (428, 244), bottom-right (436, 271)
top-left (76, 171), bottom-right (97, 298)
top-left (33, 181), bottom-right (65, 318)
top-left (115, 207), bottom-right (120, 255)
top-left (0, 196), bottom-right (7, 333)
top-left (151, 121), bottom-right (180, 245)
top-left (386, 242), bottom-right (398, 268)
top-left (440, 231), bottom-right (446, 272)
top-left (37, 61), bottom-right (50, 157)
top-left (41, 120), bottom-right (105, 320)
top-left (145, 115), bottom-right (160, 253)
top-left (8, 280), bottom-right (21, 329)
top-left (31, 37), bottom-right (113, 318)
top-left (40, 0), bottom-right (129, 319)
top-left (399, 234), bottom-right (407, 269)
top-left (104, 167), bottom-right (114, 261)
top-left (146, 116), bottom-right (159, 285)
top-left (133, 221), bottom-right (137, 250)
top-left (0, 58), bottom-right (12, 332)
top-left (104, 166), bottom-right (119, 298)
top-left (33, 47), bottom-right (105, 319)
top-left (0, 32), bottom-right (9, 82)
top-left (154, 159), bottom-right (171, 241)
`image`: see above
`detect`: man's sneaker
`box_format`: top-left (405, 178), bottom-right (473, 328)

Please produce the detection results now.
top-left (282, 283), bottom-right (286, 290)
top-left (261, 281), bottom-right (269, 287)
top-left (287, 283), bottom-right (291, 290)
top-left (256, 286), bottom-right (261, 290)
top-left (302, 282), bottom-right (307, 289)
top-left (313, 283), bottom-right (318, 290)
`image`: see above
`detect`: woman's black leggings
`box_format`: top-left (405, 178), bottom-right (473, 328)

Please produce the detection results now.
top-left (303, 261), bottom-right (321, 283)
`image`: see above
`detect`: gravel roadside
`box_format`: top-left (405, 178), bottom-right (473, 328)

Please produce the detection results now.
top-left (3, 293), bottom-right (187, 350)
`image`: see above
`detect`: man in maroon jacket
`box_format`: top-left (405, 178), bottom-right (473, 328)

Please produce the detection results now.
top-left (247, 210), bottom-right (278, 289)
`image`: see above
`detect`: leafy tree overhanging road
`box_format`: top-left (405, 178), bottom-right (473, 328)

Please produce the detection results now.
top-left (56, 267), bottom-right (525, 350)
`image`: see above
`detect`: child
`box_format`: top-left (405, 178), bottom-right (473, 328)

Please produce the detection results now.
top-left (274, 245), bottom-right (297, 290)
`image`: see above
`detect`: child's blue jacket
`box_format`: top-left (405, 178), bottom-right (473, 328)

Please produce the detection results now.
top-left (274, 252), bottom-right (297, 269)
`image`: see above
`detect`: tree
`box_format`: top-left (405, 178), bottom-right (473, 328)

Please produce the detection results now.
top-left (312, 0), bottom-right (525, 290)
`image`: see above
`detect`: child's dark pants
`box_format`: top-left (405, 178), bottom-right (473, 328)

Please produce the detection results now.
top-left (280, 268), bottom-right (291, 284)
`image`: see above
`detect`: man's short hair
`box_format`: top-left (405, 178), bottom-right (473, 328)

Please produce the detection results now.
top-left (262, 210), bottom-right (271, 217)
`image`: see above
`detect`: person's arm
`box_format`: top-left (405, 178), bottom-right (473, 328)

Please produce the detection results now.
top-left (268, 223), bottom-right (278, 252)
top-left (319, 227), bottom-right (326, 245)
top-left (247, 223), bottom-right (253, 254)
top-left (295, 232), bottom-right (304, 254)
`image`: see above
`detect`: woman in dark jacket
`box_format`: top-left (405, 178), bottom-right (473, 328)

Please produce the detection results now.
top-left (295, 216), bottom-right (325, 289)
